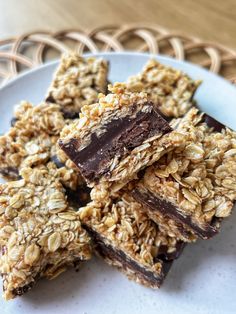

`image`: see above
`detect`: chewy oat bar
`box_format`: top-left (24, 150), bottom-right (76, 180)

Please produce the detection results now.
top-left (131, 108), bottom-right (236, 242)
top-left (46, 52), bottom-right (109, 118)
top-left (0, 101), bottom-right (64, 180)
top-left (0, 101), bottom-right (84, 192)
top-left (0, 163), bottom-right (92, 300)
top-left (79, 191), bottom-right (184, 289)
top-left (126, 59), bottom-right (200, 118)
top-left (59, 83), bottom-right (189, 190)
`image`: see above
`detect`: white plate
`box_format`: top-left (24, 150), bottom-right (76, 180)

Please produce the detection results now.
top-left (1, 52), bottom-right (236, 314)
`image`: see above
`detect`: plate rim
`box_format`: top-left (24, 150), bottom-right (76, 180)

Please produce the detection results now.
top-left (1, 51), bottom-right (235, 94)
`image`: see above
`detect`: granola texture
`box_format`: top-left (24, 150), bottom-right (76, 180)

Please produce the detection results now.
top-left (134, 108), bottom-right (236, 241)
top-left (0, 164), bottom-right (92, 300)
top-left (0, 101), bottom-right (83, 191)
top-left (59, 82), bottom-right (152, 149)
top-left (126, 59), bottom-right (200, 118)
top-left (46, 52), bottom-right (109, 117)
top-left (60, 83), bottom-right (188, 191)
top-left (79, 191), bottom-right (183, 288)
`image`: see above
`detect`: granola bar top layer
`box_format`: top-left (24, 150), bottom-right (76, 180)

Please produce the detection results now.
top-left (0, 102), bottom-right (83, 191)
top-left (132, 108), bottom-right (236, 242)
top-left (59, 83), bottom-right (191, 190)
top-left (126, 59), bottom-right (200, 118)
top-left (0, 164), bottom-right (92, 300)
top-left (46, 52), bottom-right (109, 118)
top-left (0, 101), bottom-right (63, 176)
top-left (79, 192), bottom-right (184, 288)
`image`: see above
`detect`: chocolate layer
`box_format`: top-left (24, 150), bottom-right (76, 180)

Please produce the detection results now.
top-left (59, 103), bottom-right (172, 183)
top-left (9, 258), bottom-right (83, 298)
top-left (12, 281), bottom-right (35, 297)
top-left (60, 109), bottom-right (80, 120)
top-left (45, 95), bottom-right (56, 104)
top-left (132, 188), bottom-right (218, 239)
top-left (50, 155), bottom-right (65, 169)
top-left (65, 185), bottom-right (91, 208)
top-left (0, 167), bottom-right (20, 179)
top-left (203, 113), bottom-right (225, 132)
top-left (10, 117), bottom-right (18, 127)
top-left (46, 95), bottom-right (80, 119)
top-left (50, 155), bottom-right (91, 207)
top-left (85, 226), bottom-right (174, 287)
top-left (156, 241), bottom-right (185, 262)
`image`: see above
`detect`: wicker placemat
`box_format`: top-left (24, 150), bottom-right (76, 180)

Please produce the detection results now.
top-left (0, 24), bottom-right (236, 85)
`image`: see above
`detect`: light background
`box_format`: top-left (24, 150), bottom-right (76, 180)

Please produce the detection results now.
top-left (0, 0), bottom-right (235, 49)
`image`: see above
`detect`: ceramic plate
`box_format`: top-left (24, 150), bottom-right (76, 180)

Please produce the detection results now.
top-left (0, 52), bottom-right (236, 314)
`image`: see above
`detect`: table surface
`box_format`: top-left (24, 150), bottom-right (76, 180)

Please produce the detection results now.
top-left (0, 0), bottom-right (236, 49)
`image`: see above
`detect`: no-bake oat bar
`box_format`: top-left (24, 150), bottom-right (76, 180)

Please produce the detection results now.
top-left (126, 59), bottom-right (200, 118)
top-left (79, 191), bottom-right (184, 288)
top-left (0, 163), bottom-right (92, 300)
top-left (131, 108), bottom-right (236, 242)
top-left (46, 52), bottom-right (109, 118)
top-left (59, 83), bottom-right (189, 190)
top-left (0, 101), bottom-right (84, 190)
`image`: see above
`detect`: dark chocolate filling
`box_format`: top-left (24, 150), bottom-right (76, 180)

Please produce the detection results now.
top-left (59, 103), bottom-right (172, 183)
top-left (132, 188), bottom-right (218, 239)
top-left (65, 185), bottom-right (91, 208)
top-left (45, 95), bottom-right (80, 120)
top-left (46, 95), bottom-right (80, 119)
top-left (61, 109), bottom-right (80, 120)
top-left (10, 117), bottom-right (18, 127)
top-left (156, 241), bottom-right (186, 262)
top-left (45, 95), bottom-right (56, 104)
top-left (12, 281), bottom-right (35, 297)
top-left (202, 113), bottom-right (225, 132)
top-left (85, 226), bottom-right (177, 288)
top-left (50, 155), bottom-right (91, 207)
top-left (0, 167), bottom-right (20, 179)
top-left (50, 155), bottom-right (65, 169)
top-left (9, 258), bottom-right (83, 298)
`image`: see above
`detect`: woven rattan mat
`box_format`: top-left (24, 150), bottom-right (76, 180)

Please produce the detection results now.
top-left (0, 24), bottom-right (236, 85)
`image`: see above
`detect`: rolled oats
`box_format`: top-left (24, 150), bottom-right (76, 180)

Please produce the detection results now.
top-left (0, 101), bottom-right (85, 193)
top-left (126, 59), bottom-right (200, 118)
top-left (79, 191), bottom-right (184, 288)
top-left (0, 164), bottom-right (92, 300)
top-left (132, 108), bottom-right (236, 242)
top-left (46, 52), bottom-right (109, 117)
top-left (60, 82), bottom-right (191, 194)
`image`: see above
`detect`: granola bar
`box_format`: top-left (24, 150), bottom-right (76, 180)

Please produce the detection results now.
top-left (59, 83), bottom-right (188, 190)
top-left (79, 191), bottom-right (184, 289)
top-left (131, 108), bottom-right (236, 242)
top-left (0, 163), bottom-right (92, 300)
top-left (46, 52), bottom-right (109, 118)
top-left (0, 101), bottom-right (84, 190)
top-left (126, 59), bottom-right (200, 118)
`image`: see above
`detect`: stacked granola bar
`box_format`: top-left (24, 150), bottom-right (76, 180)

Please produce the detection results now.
top-left (0, 51), bottom-right (235, 300)
top-left (79, 191), bottom-right (185, 288)
top-left (59, 58), bottom-right (235, 289)
top-left (0, 163), bottom-right (92, 300)
top-left (0, 52), bottom-right (109, 299)
top-left (132, 108), bottom-right (236, 242)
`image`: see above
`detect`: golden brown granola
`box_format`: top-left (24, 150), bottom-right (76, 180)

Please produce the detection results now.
top-left (0, 102), bottom-right (83, 190)
top-left (134, 108), bottom-right (236, 241)
top-left (59, 82), bottom-right (151, 147)
top-left (79, 191), bottom-right (183, 288)
top-left (0, 163), bottom-right (92, 300)
top-left (126, 59), bottom-right (200, 118)
top-left (60, 82), bottom-right (188, 192)
top-left (46, 52), bottom-right (109, 116)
